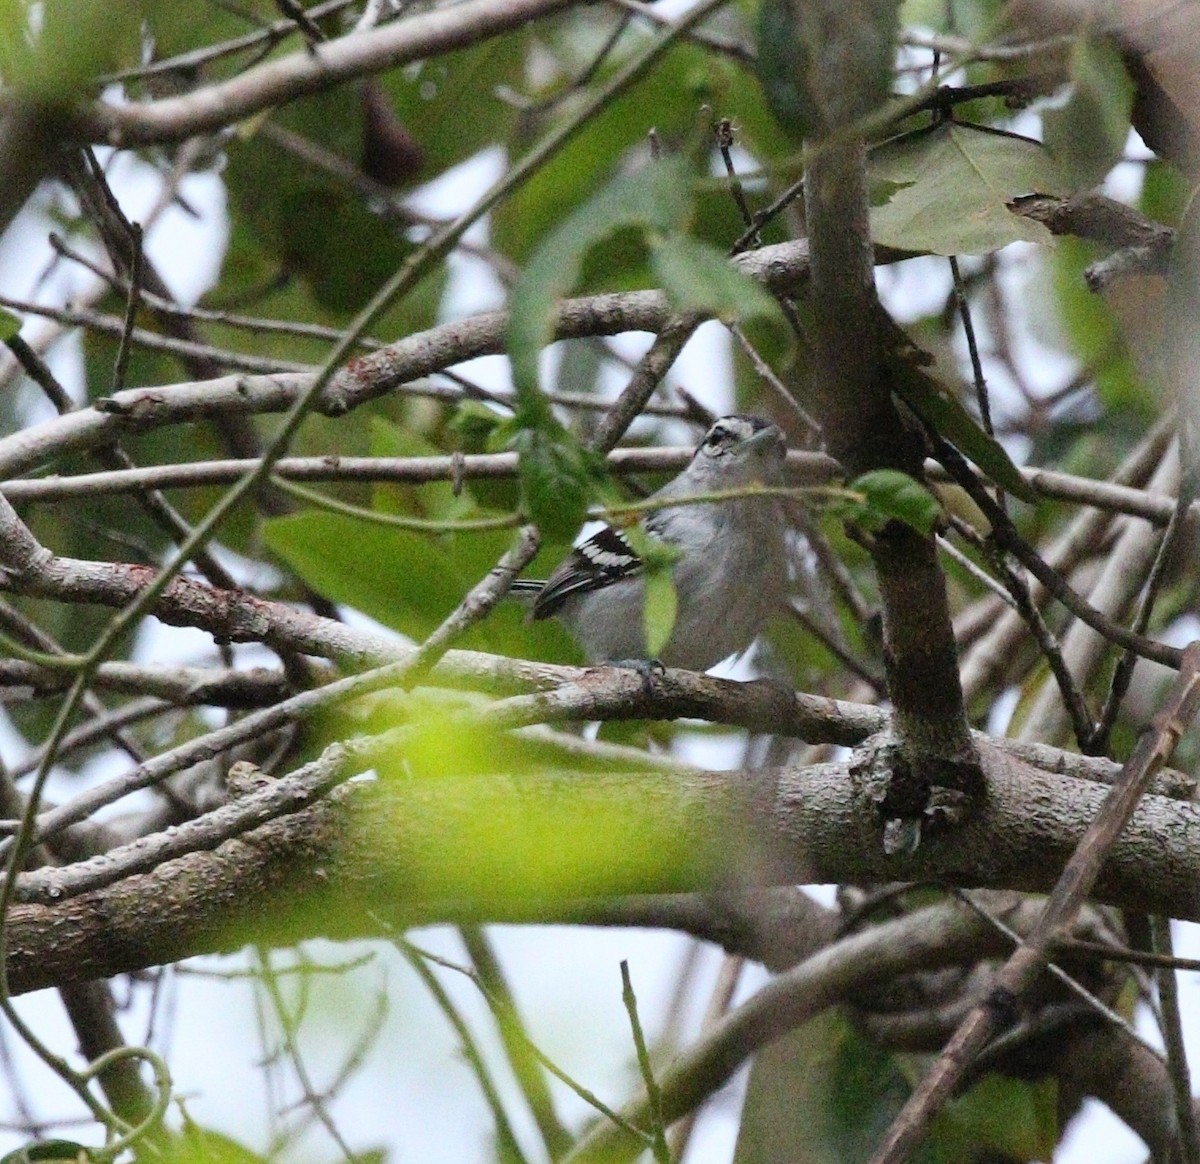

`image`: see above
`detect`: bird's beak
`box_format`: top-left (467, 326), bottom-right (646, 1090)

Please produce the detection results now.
top-left (746, 424), bottom-right (786, 455)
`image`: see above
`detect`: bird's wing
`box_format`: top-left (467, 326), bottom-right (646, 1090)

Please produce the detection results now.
top-left (530, 525), bottom-right (643, 620)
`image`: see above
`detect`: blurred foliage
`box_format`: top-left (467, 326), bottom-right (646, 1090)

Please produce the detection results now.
top-left (1042, 37), bottom-right (1135, 190)
top-left (737, 1010), bottom-right (1057, 1164)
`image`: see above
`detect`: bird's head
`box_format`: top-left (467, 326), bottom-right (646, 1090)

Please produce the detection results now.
top-left (689, 414), bottom-right (787, 486)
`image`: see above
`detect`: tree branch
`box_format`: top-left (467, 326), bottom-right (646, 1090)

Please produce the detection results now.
top-left (66, 0), bottom-right (577, 147)
top-left (10, 733), bottom-right (1200, 995)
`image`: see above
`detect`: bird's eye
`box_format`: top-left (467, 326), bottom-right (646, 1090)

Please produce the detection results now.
top-left (705, 426), bottom-right (729, 448)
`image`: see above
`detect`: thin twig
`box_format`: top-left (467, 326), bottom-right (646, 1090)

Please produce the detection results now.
top-left (951, 889), bottom-right (1151, 1052)
top-left (947, 255), bottom-right (994, 438)
top-left (667, 954), bottom-right (743, 1162)
top-left (620, 961), bottom-right (670, 1164)
top-left (111, 222), bottom-right (143, 394)
top-left (2, 447), bottom-right (837, 502)
top-left (1092, 484), bottom-right (1191, 753)
top-left (100, 0), bottom-right (357, 81)
top-left (933, 435), bottom-right (1184, 670)
top-left (256, 950), bottom-right (356, 1162)
top-left (714, 116), bottom-right (758, 243)
top-left (952, 522), bottom-right (1096, 750)
top-left (728, 322), bottom-right (822, 435)
top-left (405, 939), bottom-right (654, 1147)
top-left (457, 925), bottom-right (572, 1158)
top-left (589, 314), bottom-right (703, 455)
top-left (395, 939), bottom-right (529, 1163)
top-left (1053, 935), bottom-right (1200, 974)
top-left (1151, 915), bottom-right (1200, 1164)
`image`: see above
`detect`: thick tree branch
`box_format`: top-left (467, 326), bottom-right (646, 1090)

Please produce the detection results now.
top-left (10, 735), bottom-right (1200, 995)
top-left (804, 102), bottom-right (978, 799)
top-left (0, 238), bottom-right (811, 480)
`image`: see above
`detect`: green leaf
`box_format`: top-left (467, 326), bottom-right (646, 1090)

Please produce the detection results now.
top-left (0, 0), bottom-right (140, 95)
top-left (494, 40), bottom-right (775, 264)
top-left (1, 1141), bottom-right (93, 1164)
top-left (162, 1125), bottom-right (268, 1164)
top-left (449, 400), bottom-right (505, 449)
top-left (380, 33), bottom-right (527, 179)
top-left (274, 183), bottom-right (412, 314)
top-left (265, 506), bottom-right (578, 659)
top-left (847, 469), bottom-right (941, 534)
top-left (735, 1010), bottom-right (937, 1164)
top-left (0, 309), bottom-right (20, 342)
top-left (1043, 37), bottom-right (1134, 191)
top-left (506, 423), bottom-right (594, 543)
top-left (264, 512), bottom-right (466, 640)
top-left (933, 1074), bottom-right (1059, 1161)
top-left (1141, 158), bottom-right (1191, 226)
top-left (506, 156), bottom-right (692, 417)
top-left (891, 359), bottom-right (1036, 501)
top-left (368, 417), bottom-right (472, 521)
top-left (642, 567), bottom-right (678, 659)
top-left (1040, 239), bottom-right (1155, 420)
top-left (623, 523), bottom-right (682, 658)
top-left (736, 1011), bottom-right (1056, 1164)
top-left (649, 234), bottom-right (791, 358)
top-left (869, 123), bottom-right (1068, 255)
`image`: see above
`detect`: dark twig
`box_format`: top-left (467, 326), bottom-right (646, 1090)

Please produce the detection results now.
top-left (1055, 935), bottom-right (1200, 974)
top-left (101, 0), bottom-right (355, 82)
top-left (714, 116), bottom-right (758, 245)
top-left (950, 889), bottom-right (1147, 1048)
top-left (947, 256), bottom-right (993, 438)
top-left (787, 600), bottom-right (886, 692)
top-left (526, 11), bottom-right (632, 117)
top-left (276, 0), bottom-right (328, 45)
top-left (1151, 915), bottom-right (1200, 1164)
top-left (111, 222), bottom-right (143, 394)
top-left (731, 173), bottom-right (804, 256)
top-left (589, 314), bottom-right (703, 454)
top-left (5, 334), bottom-right (74, 411)
top-left (970, 532), bottom-right (1096, 750)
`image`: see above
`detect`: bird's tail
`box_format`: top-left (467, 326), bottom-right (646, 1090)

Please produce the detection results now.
top-left (506, 579), bottom-right (544, 604)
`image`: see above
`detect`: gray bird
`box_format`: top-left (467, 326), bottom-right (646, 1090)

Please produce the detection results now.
top-left (512, 415), bottom-right (789, 670)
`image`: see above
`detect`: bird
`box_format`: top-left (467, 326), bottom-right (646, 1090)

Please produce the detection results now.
top-left (511, 414), bottom-right (789, 670)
